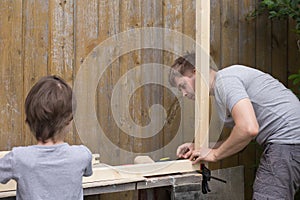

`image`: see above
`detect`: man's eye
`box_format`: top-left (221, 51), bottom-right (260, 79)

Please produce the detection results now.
top-left (180, 84), bottom-right (186, 89)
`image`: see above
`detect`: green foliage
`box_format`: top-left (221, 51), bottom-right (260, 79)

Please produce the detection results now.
top-left (288, 69), bottom-right (300, 98)
top-left (250, 0), bottom-right (300, 98)
top-left (250, 0), bottom-right (300, 34)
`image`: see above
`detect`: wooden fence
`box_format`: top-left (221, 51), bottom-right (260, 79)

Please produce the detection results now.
top-left (0, 0), bottom-right (299, 199)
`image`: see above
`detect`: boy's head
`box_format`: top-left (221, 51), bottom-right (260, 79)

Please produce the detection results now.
top-left (25, 75), bottom-right (73, 143)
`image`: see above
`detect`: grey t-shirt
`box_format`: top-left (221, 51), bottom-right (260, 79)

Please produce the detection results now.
top-left (0, 143), bottom-right (93, 200)
top-left (214, 65), bottom-right (300, 145)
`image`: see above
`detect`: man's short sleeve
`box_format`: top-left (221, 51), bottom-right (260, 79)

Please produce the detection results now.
top-left (215, 76), bottom-right (249, 112)
top-left (0, 151), bottom-right (15, 183)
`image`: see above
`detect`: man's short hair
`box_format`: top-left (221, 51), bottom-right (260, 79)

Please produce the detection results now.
top-left (169, 53), bottom-right (195, 87)
top-left (169, 53), bottom-right (218, 87)
top-left (25, 75), bottom-right (73, 142)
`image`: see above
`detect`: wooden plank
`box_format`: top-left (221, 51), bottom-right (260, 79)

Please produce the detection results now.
top-left (287, 18), bottom-right (300, 95)
top-left (49, 0), bottom-right (74, 79)
top-left (96, 0), bottom-right (121, 167)
top-left (137, 173), bottom-right (201, 189)
top-left (0, 160), bottom-right (199, 196)
top-left (255, 3), bottom-right (272, 73)
top-left (237, 4), bottom-right (256, 196)
top-left (209, 0), bottom-right (222, 170)
top-left (195, 0), bottom-right (210, 150)
top-left (83, 179), bottom-right (141, 196)
top-left (238, 0), bottom-right (256, 66)
top-left (271, 19), bottom-right (288, 85)
top-left (0, 151), bottom-right (9, 158)
top-left (73, 0), bottom-right (100, 153)
top-left (210, 0), bottom-right (221, 68)
top-left (49, 0), bottom-right (75, 144)
top-left (140, 0), bottom-right (164, 161)
top-left (116, 0), bottom-right (138, 165)
top-left (0, 0), bottom-right (23, 151)
top-left (220, 0), bottom-right (239, 68)
top-left (182, 0), bottom-right (196, 153)
top-left (23, 0), bottom-right (50, 146)
top-left (84, 160), bottom-right (199, 183)
top-left (219, 0), bottom-right (239, 168)
top-left (163, 0), bottom-right (184, 161)
top-left (172, 184), bottom-right (202, 200)
top-left (0, 180), bottom-right (15, 194)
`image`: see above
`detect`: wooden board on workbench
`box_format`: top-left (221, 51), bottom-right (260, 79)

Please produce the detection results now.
top-left (0, 159), bottom-right (199, 198)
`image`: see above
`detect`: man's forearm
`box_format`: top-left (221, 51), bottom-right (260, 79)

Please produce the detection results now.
top-left (213, 126), bottom-right (254, 160)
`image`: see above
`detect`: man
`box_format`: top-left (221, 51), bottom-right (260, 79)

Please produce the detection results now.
top-left (169, 53), bottom-right (300, 200)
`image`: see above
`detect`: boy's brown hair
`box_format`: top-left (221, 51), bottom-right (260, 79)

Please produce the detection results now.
top-left (25, 75), bottom-right (73, 143)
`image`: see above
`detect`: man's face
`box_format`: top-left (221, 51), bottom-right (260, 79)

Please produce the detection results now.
top-left (174, 70), bottom-right (196, 100)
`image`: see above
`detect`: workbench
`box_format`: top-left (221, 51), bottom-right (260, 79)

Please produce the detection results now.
top-left (0, 165), bottom-right (244, 200)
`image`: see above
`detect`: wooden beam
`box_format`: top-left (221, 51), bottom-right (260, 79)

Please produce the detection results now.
top-left (0, 151), bottom-right (9, 159)
top-left (0, 159), bottom-right (200, 196)
top-left (195, 0), bottom-right (210, 150)
top-left (83, 160), bottom-right (199, 183)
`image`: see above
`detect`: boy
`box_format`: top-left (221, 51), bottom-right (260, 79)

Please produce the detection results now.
top-left (0, 75), bottom-right (93, 200)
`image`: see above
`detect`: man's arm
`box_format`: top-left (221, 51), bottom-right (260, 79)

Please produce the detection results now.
top-left (190, 98), bottom-right (259, 163)
top-left (214, 98), bottom-right (259, 160)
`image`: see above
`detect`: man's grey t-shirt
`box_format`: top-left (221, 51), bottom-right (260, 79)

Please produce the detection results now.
top-left (214, 65), bottom-right (300, 145)
top-left (0, 143), bottom-right (93, 200)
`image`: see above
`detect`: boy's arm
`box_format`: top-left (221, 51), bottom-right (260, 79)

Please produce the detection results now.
top-left (82, 147), bottom-right (93, 177)
top-left (0, 152), bottom-right (14, 184)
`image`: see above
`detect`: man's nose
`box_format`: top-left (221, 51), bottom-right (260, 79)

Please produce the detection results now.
top-left (182, 91), bottom-right (187, 97)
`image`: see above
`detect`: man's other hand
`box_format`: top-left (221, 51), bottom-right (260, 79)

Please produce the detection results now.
top-left (176, 142), bottom-right (194, 159)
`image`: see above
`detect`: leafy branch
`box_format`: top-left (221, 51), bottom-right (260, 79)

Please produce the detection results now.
top-left (288, 69), bottom-right (300, 98)
top-left (249, 0), bottom-right (300, 98)
top-left (249, 0), bottom-right (300, 34)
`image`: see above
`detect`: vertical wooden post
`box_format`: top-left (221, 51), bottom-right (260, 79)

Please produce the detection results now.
top-left (195, 0), bottom-right (210, 150)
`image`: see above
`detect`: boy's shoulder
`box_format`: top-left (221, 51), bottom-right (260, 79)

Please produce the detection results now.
top-left (11, 144), bottom-right (92, 156)
top-left (68, 144), bottom-right (92, 155)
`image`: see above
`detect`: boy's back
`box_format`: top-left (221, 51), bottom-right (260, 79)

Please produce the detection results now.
top-left (1, 143), bottom-right (92, 200)
top-left (0, 75), bottom-right (93, 200)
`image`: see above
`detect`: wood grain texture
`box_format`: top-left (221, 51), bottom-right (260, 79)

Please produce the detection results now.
top-left (255, 10), bottom-right (272, 73)
top-left (239, 0), bottom-right (256, 67)
top-left (0, 159), bottom-right (200, 196)
top-left (0, 1), bottom-right (299, 199)
top-left (162, 0), bottom-right (184, 161)
top-left (0, 0), bottom-right (23, 151)
top-left (271, 19), bottom-right (288, 85)
top-left (219, 0), bottom-right (239, 168)
top-left (195, 0), bottom-right (210, 150)
top-left (49, 0), bottom-right (75, 144)
top-left (23, 0), bottom-right (50, 146)
top-left (220, 0), bottom-right (239, 68)
top-left (287, 19), bottom-right (300, 96)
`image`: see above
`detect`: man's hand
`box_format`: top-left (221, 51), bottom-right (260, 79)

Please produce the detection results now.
top-left (189, 148), bottom-right (218, 164)
top-left (176, 142), bottom-right (194, 159)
